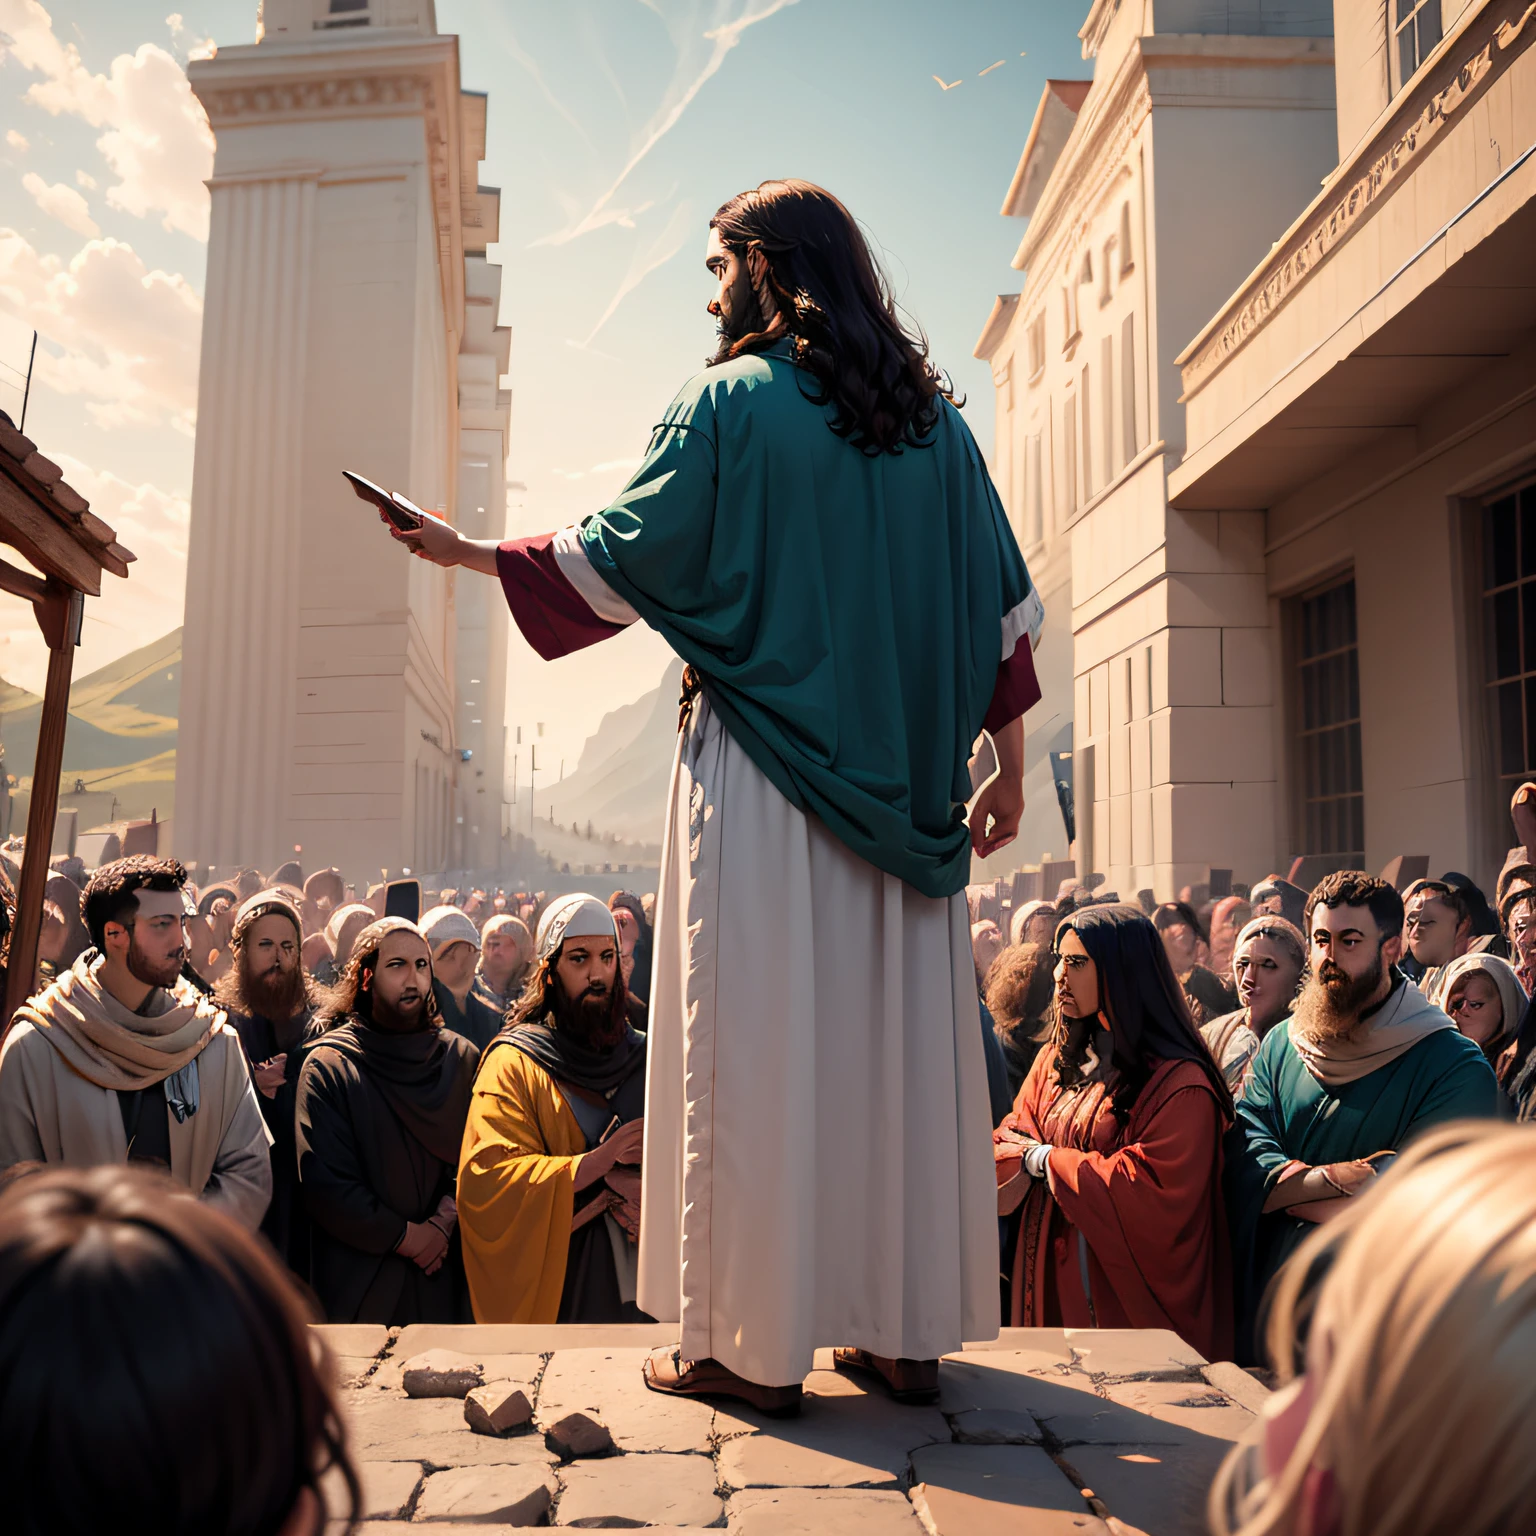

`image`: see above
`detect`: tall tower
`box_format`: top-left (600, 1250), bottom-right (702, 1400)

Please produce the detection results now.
top-left (178, 0), bottom-right (511, 880)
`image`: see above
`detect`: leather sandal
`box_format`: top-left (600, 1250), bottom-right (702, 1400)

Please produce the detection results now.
top-left (832, 1347), bottom-right (940, 1404)
top-left (642, 1347), bottom-right (802, 1418)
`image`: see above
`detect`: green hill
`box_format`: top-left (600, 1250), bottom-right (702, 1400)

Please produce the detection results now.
top-left (0, 627), bottom-right (181, 794)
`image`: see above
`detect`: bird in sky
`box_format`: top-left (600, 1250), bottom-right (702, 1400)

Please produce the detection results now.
top-left (978, 59), bottom-right (1005, 75)
top-left (931, 73), bottom-right (962, 90)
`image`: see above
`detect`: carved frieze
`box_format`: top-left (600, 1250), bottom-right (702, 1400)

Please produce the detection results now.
top-left (1181, 3), bottom-right (1536, 395)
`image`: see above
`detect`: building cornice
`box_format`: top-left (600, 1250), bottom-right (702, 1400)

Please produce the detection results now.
top-left (1177, 0), bottom-right (1536, 398)
top-left (190, 33), bottom-right (465, 328)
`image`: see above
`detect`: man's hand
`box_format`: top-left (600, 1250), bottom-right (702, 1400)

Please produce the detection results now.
top-left (381, 508), bottom-right (501, 575)
top-left (253, 1055), bottom-right (287, 1099)
top-left (573, 1118), bottom-right (645, 1192)
top-left (604, 1166), bottom-right (642, 1243)
top-left (970, 716), bottom-right (1026, 860)
top-left (397, 1219), bottom-right (450, 1275)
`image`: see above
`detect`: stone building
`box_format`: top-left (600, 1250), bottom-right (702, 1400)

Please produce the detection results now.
top-left (977, 1), bottom-right (1339, 897)
top-left (1171, 0), bottom-right (1536, 893)
top-left (174, 0), bottom-right (512, 880)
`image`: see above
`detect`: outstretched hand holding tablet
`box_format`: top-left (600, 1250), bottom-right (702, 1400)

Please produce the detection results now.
top-left (343, 469), bottom-right (500, 575)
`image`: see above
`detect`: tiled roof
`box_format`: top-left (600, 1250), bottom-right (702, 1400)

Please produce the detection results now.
top-left (0, 413), bottom-right (137, 579)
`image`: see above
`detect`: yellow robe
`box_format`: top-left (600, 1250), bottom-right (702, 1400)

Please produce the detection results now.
top-left (457, 1045), bottom-right (588, 1323)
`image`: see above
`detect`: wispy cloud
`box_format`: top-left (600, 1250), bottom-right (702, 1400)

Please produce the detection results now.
top-left (477, 7), bottom-right (601, 163)
top-left (535, 0), bottom-right (800, 247)
top-left (574, 198), bottom-right (694, 348)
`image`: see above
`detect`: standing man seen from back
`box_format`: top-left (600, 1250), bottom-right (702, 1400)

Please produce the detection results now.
top-left (377, 180), bottom-right (1041, 1413)
top-left (0, 856), bottom-right (271, 1228)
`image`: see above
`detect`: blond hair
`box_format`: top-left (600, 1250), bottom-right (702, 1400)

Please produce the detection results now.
top-left (1210, 1121), bottom-right (1536, 1536)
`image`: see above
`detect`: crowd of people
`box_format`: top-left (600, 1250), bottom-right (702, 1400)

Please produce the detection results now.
top-left (0, 816), bottom-right (1534, 1532)
top-left (0, 856), bottom-right (655, 1330)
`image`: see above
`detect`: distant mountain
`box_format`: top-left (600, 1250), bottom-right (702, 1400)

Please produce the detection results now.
top-left (542, 657), bottom-right (684, 843)
top-left (0, 627), bottom-right (181, 778)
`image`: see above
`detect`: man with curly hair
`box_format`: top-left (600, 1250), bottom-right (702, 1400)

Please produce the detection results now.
top-left (216, 888), bottom-right (326, 1273)
top-left (295, 918), bottom-right (477, 1323)
top-left (0, 855), bottom-right (271, 1229)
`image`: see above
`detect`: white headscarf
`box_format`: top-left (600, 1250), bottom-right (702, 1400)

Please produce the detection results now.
top-left (535, 893), bottom-right (617, 961)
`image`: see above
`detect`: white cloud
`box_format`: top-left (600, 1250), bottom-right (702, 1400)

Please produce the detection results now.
top-left (75, 169), bottom-right (96, 190)
top-left (0, 0), bottom-right (214, 240)
top-left (0, 229), bottom-right (201, 433)
top-left (5, 129), bottom-right (28, 152)
top-left (165, 11), bottom-right (183, 35)
top-left (21, 172), bottom-right (100, 238)
top-left (0, 455), bottom-right (187, 693)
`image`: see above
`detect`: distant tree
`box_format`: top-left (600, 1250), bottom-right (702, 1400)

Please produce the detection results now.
top-left (585, 820), bottom-right (594, 840)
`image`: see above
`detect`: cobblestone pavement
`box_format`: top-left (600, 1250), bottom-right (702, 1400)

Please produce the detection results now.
top-left (319, 1324), bottom-right (1266, 1533)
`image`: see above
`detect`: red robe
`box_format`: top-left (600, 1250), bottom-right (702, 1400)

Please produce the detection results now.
top-left (999, 1049), bottom-right (1233, 1363)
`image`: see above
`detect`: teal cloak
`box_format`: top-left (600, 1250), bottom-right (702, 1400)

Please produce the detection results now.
top-left (1224, 1010), bottom-right (1499, 1362)
top-left (579, 341), bottom-right (1040, 900)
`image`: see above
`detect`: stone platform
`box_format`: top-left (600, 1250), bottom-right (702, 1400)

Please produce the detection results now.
top-left (318, 1324), bottom-right (1267, 1534)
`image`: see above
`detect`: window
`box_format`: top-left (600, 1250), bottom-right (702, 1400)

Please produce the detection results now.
top-left (1026, 312), bottom-right (1046, 381)
top-left (1080, 363), bottom-right (1093, 502)
top-left (1295, 578), bottom-right (1365, 870)
top-left (1391, 0), bottom-right (1442, 93)
top-left (1099, 238), bottom-right (1116, 305)
top-left (322, 0), bottom-right (370, 25)
top-left (1120, 313), bottom-right (1138, 461)
top-left (1063, 395), bottom-right (1078, 514)
top-left (1061, 283), bottom-right (1080, 353)
top-left (1101, 334), bottom-right (1115, 481)
top-left (1481, 482), bottom-right (1536, 800)
top-left (1118, 202), bottom-right (1134, 275)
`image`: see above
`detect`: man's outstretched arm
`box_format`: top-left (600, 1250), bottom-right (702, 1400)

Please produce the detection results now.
top-left (382, 514), bottom-right (637, 660)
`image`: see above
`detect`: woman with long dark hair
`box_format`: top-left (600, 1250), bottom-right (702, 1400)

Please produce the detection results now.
top-left (996, 905), bottom-right (1234, 1361)
top-left (371, 180), bottom-right (1041, 1408)
top-left (0, 1163), bottom-right (359, 1536)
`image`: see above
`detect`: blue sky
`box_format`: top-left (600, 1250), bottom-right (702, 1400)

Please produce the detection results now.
top-left (0, 0), bottom-right (1087, 768)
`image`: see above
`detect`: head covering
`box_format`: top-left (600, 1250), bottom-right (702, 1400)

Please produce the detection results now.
top-left (535, 893), bottom-right (617, 961)
top-left (1250, 876), bottom-right (1308, 932)
top-left (270, 860), bottom-right (303, 889)
top-left (1009, 899), bottom-right (1056, 948)
top-left (609, 890), bottom-right (649, 932)
top-left (1232, 914), bottom-right (1307, 972)
top-left (231, 888), bottom-right (302, 946)
top-left (325, 901), bottom-right (375, 952)
top-left (1430, 953), bottom-right (1527, 1057)
top-left (420, 904), bottom-right (482, 956)
top-left (481, 912), bottom-right (532, 952)
top-left (197, 882), bottom-right (239, 918)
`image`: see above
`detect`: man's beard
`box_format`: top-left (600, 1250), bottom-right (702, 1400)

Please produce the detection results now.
top-left (552, 976), bottom-right (625, 1052)
top-left (1292, 948), bottom-right (1386, 1043)
top-left (368, 988), bottom-right (428, 1034)
top-left (708, 271), bottom-right (771, 364)
top-left (241, 957), bottom-right (308, 1022)
top-left (128, 933), bottom-right (184, 991)
top-left (1056, 1014), bottom-right (1105, 1087)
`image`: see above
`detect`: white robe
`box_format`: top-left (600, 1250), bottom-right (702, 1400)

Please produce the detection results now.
top-left (636, 696), bottom-right (1000, 1386)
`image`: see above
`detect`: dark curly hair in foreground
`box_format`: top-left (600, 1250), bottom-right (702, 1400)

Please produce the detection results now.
top-left (708, 179), bottom-right (951, 455)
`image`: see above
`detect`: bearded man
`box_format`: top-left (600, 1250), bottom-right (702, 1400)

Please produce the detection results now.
top-left (216, 889), bottom-right (325, 1272)
top-left (475, 913), bottom-right (532, 1015)
top-left (294, 919), bottom-right (478, 1324)
top-left (381, 180), bottom-right (1036, 1413)
top-left (0, 856), bottom-right (271, 1229)
top-left (1226, 870), bottom-right (1499, 1362)
top-left (457, 894), bottom-right (647, 1326)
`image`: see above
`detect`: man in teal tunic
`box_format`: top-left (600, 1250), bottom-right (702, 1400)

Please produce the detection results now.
top-left (380, 180), bottom-right (1042, 1413)
top-left (1226, 871), bottom-right (1500, 1363)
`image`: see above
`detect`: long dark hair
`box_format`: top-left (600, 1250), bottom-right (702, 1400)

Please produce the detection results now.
top-left (319, 918), bottom-right (442, 1032)
top-left (1052, 905), bottom-right (1234, 1118)
top-left (510, 947), bottom-right (629, 1037)
top-left (708, 179), bottom-right (947, 455)
top-left (0, 1164), bottom-right (359, 1535)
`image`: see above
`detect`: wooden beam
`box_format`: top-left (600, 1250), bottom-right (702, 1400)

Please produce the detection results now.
top-left (0, 556), bottom-right (47, 606)
top-left (3, 586), bottom-right (79, 1029)
top-left (0, 469), bottom-right (102, 595)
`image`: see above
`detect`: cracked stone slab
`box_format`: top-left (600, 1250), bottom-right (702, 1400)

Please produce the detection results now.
top-left (313, 1323), bottom-right (390, 1361)
top-left (1104, 1382), bottom-right (1256, 1442)
top-left (1059, 1442), bottom-right (1230, 1536)
top-left (1064, 1330), bottom-right (1206, 1382)
top-left (555, 1452), bottom-right (724, 1527)
top-left (536, 1348), bottom-right (714, 1453)
top-left (940, 1358), bottom-right (1174, 1447)
top-left (727, 1486), bottom-right (927, 1533)
top-left (321, 1458), bottom-right (423, 1521)
top-left (716, 1372), bottom-right (948, 1490)
top-left (938, 1354), bottom-right (1100, 1417)
top-left (403, 1349), bottom-right (486, 1399)
top-left (341, 1392), bottom-right (558, 1469)
top-left (908, 1444), bottom-right (1108, 1536)
top-left (1201, 1360), bottom-right (1273, 1414)
top-left (391, 1322), bottom-right (677, 1360)
top-left (415, 1463), bottom-right (556, 1524)
top-left (945, 1331), bottom-right (1076, 1369)
top-left (371, 1346), bottom-right (542, 1396)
